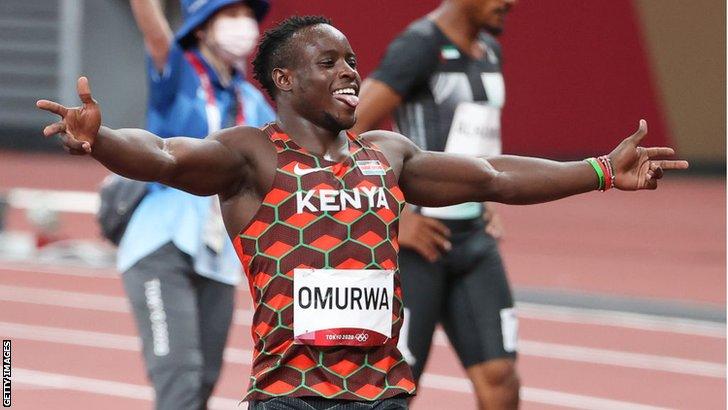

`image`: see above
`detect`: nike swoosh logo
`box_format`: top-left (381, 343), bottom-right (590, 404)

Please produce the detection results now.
top-left (293, 163), bottom-right (330, 176)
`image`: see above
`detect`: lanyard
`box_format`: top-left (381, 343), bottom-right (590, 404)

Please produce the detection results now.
top-left (184, 51), bottom-right (245, 133)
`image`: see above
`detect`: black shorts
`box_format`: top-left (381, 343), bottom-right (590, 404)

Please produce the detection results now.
top-left (248, 396), bottom-right (409, 409)
top-left (397, 218), bottom-right (517, 382)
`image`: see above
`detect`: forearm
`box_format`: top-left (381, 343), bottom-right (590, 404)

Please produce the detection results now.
top-left (486, 155), bottom-right (598, 204)
top-left (130, 0), bottom-right (172, 67)
top-left (92, 126), bottom-right (175, 182)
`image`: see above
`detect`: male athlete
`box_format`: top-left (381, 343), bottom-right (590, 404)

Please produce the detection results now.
top-left (352, 0), bottom-right (520, 407)
top-left (36, 16), bottom-right (686, 410)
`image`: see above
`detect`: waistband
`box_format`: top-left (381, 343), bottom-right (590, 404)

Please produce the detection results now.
top-left (439, 216), bottom-right (485, 232)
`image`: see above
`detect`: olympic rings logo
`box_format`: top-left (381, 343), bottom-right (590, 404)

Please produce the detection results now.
top-left (354, 332), bottom-right (369, 342)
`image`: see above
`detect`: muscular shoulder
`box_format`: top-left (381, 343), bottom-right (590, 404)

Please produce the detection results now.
top-left (207, 125), bottom-right (277, 199)
top-left (207, 125), bottom-right (276, 174)
top-left (359, 130), bottom-right (419, 176)
top-left (209, 125), bottom-right (270, 154)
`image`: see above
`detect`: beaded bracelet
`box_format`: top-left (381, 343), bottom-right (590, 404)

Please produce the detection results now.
top-left (584, 157), bottom-right (605, 191)
top-left (597, 155), bottom-right (615, 191)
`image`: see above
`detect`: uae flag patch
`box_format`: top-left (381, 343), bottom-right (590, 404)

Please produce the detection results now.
top-left (440, 45), bottom-right (461, 60)
top-left (356, 160), bottom-right (386, 176)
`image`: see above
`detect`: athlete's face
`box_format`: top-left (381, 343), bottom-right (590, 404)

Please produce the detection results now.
top-left (467, 0), bottom-right (516, 36)
top-left (287, 25), bottom-right (361, 132)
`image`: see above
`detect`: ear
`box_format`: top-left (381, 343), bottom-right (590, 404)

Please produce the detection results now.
top-left (272, 67), bottom-right (294, 93)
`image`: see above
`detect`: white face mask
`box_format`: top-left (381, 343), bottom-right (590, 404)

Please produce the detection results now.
top-left (210, 15), bottom-right (259, 65)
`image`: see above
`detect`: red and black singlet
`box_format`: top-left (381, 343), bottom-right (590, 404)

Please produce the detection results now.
top-left (233, 124), bottom-right (415, 401)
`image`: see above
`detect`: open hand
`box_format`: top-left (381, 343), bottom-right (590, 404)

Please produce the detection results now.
top-left (36, 77), bottom-right (101, 155)
top-left (609, 120), bottom-right (689, 190)
top-left (399, 206), bottom-right (451, 263)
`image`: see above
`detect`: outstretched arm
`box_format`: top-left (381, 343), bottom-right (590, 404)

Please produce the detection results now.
top-left (370, 120), bottom-right (689, 206)
top-left (130, 0), bottom-right (173, 71)
top-left (36, 77), bottom-right (251, 198)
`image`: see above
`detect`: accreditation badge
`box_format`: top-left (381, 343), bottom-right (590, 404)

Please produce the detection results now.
top-left (293, 269), bottom-right (394, 347)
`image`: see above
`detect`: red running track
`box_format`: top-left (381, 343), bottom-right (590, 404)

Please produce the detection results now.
top-left (0, 263), bottom-right (724, 409)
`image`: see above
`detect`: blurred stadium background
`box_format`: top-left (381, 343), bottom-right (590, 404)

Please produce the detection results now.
top-left (0, 0), bottom-right (724, 409)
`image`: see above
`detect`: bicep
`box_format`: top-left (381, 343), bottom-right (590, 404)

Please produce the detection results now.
top-left (400, 150), bottom-right (499, 206)
top-left (161, 133), bottom-right (247, 197)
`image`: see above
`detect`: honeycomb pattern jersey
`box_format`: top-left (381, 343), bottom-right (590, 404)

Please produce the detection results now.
top-left (234, 124), bottom-right (416, 402)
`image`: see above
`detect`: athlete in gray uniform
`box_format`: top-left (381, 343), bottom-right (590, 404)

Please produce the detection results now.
top-left (353, 0), bottom-right (519, 408)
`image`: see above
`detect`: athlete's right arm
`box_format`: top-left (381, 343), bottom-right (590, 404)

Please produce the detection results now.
top-left (36, 77), bottom-right (253, 198)
top-left (130, 0), bottom-right (173, 71)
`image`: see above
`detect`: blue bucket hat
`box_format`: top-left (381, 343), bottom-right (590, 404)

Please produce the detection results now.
top-left (175, 0), bottom-right (270, 46)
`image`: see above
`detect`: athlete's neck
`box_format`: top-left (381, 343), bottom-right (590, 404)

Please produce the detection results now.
top-left (275, 107), bottom-right (349, 162)
top-left (199, 43), bottom-right (234, 87)
top-left (430, 4), bottom-right (483, 58)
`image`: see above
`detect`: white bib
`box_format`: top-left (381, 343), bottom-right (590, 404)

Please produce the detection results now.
top-left (421, 102), bottom-right (501, 220)
top-left (293, 268), bottom-right (394, 346)
top-left (445, 101), bottom-right (501, 157)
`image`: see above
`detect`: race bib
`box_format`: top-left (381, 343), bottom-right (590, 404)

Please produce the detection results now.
top-left (293, 269), bottom-right (393, 347)
top-left (422, 102), bottom-right (501, 220)
top-left (444, 102), bottom-right (501, 157)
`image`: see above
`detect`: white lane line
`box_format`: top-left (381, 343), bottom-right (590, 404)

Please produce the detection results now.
top-left (420, 373), bottom-right (672, 410)
top-left (431, 329), bottom-right (725, 378)
top-left (517, 303), bottom-right (726, 339)
top-left (0, 284), bottom-right (129, 312)
top-left (7, 188), bottom-right (99, 214)
top-left (0, 263), bottom-right (117, 278)
top-left (519, 340), bottom-right (725, 378)
top-left (0, 321), bottom-right (253, 364)
top-left (1, 285), bottom-right (724, 378)
top-left (12, 368), bottom-right (245, 409)
top-left (1, 262), bottom-right (724, 338)
top-left (6, 325), bottom-right (672, 410)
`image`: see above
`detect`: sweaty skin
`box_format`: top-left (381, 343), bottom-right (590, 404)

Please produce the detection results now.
top-left (36, 24), bottom-right (687, 243)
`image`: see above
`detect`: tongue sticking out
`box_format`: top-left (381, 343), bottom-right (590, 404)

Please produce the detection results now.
top-left (334, 94), bottom-right (360, 108)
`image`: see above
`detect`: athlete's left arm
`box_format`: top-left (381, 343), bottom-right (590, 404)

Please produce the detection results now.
top-left (366, 121), bottom-right (689, 207)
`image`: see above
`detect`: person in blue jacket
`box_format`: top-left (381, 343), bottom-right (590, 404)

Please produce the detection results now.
top-left (124, 1), bottom-right (274, 408)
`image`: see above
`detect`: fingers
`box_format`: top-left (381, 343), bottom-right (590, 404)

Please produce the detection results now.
top-left (629, 119), bottom-right (648, 144)
top-left (485, 224), bottom-right (500, 240)
top-left (63, 145), bottom-right (89, 155)
top-left (422, 217), bottom-right (451, 238)
top-left (412, 242), bottom-right (441, 263)
top-left (644, 147), bottom-right (675, 157)
top-left (485, 222), bottom-right (503, 240)
top-left (43, 121), bottom-right (66, 137)
top-left (36, 99), bottom-right (68, 117)
top-left (431, 230), bottom-right (452, 252)
top-left (653, 159), bottom-right (690, 170)
top-left (77, 76), bottom-right (94, 104)
top-left (57, 132), bottom-right (89, 153)
top-left (422, 217), bottom-right (451, 251)
top-left (646, 162), bottom-right (664, 180)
